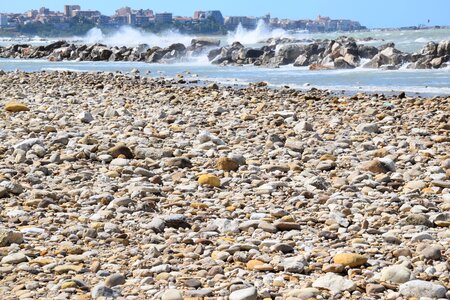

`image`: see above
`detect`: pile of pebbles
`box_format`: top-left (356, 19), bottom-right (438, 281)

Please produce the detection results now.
top-left (0, 71), bottom-right (449, 299)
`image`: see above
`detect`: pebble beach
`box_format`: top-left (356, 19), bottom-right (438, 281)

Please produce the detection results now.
top-left (0, 71), bottom-right (449, 299)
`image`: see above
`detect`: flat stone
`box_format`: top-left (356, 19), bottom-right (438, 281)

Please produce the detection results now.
top-left (1, 252), bottom-right (27, 264)
top-left (108, 144), bottom-right (134, 159)
top-left (399, 280), bottom-right (446, 298)
top-left (198, 174), bottom-right (221, 187)
top-left (333, 253), bottom-right (367, 267)
top-left (379, 265), bottom-right (412, 283)
top-left (161, 289), bottom-right (183, 300)
top-left (312, 273), bottom-right (356, 293)
top-left (229, 287), bottom-right (257, 300)
top-left (0, 230), bottom-right (24, 246)
top-left (421, 246), bottom-right (442, 260)
top-left (366, 284), bottom-right (385, 294)
top-left (280, 256), bottom-right (307, 273)
top-left (91, 284), bottom-right (118, 299)
top-left (54, 264), bottom-right (83, 274)
top-left (105, 273), bottom-right (125, 287)
top-left (78, 111), bottom-right (94, 123)
top-left (216, 157), bottom-right (239, 171)
top-left (5, 102), bottom-right (29, 112)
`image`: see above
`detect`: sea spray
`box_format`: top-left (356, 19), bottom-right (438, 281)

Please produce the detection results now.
top-left (75, 26), bottom-right (195, 48)
top-left (227, 20), bottom-right (291, 45)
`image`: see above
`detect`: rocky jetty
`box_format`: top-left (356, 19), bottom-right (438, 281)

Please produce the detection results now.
top-left (1, 37), bottom-right (449, 70)
top-left (0, 38), bottom-right (220, 64)
top-left (209, 38), bottom-right (450, 70)
top-left (0, 71), bottom-right (449, 299)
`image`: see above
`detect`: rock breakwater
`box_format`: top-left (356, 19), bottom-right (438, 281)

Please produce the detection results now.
top-left (1, 37), bottom-right (449, 70)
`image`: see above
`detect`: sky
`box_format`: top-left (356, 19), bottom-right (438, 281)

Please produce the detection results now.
top-left (0, 0), bottom-right (449, 28)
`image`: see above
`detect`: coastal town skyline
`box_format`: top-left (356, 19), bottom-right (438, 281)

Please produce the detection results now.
top-left (0, 0), bottom-right (449, 28)
top-left (0, 4), bottom-right (367, 36)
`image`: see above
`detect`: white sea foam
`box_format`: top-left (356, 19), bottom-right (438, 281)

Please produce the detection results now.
top-left (414, 37), bottom-right (431, 43)
top-left (75, 26), bottom-right (194, 47)
top-left (227, 20), bottom-right (292, 45)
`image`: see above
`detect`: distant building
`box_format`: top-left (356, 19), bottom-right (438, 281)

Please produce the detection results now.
top-left (193, 10), bottom-right (224, 25)
top-left (0, 14), bottom-right (8, 27)
top-left (337, 20), bottom-right (362, 31)
top-left (25, 10), bottom-right (38, 19)
top-left (72, 10), bottom-right (101, 18)
top-left (111, 15), bottom-right (128, 26)
top-left (174, 16), bottom-right (192, 24)
top-left (133, 9), bottom-right (154, 18)
top-left (96, 15), bottom-right (111, 25)
top-left (39, 7), bottom-right (50, 16)
top-left (306, 21), bottom-right (325, 32)
top-left (64, 5), bottom-right (81, 17)
top-left (193, 11), bottom-right (203, 20)
top-left (116, 7), bottom-right (132, 16)
top-left (135, 15), bottom-right (151, 26)
top-left (204, 11), bottom-right (224, 25)
top-left (155, 12), bottom-right (172, 24)
top-left (224, 16), bottom-right (257, 29)
top-left (127, 13), bottom-right (136, 25)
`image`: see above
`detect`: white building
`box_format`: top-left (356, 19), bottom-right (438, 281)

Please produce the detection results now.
top-left (0, 14), bottom-right (8, 27)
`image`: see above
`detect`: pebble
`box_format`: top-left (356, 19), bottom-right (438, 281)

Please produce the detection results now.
top-left (379, 265), bottom-right (412, 283)
top-left (421, 246), bottom-right (442, 260)
top-left (198, 174), bottom-right (221, 187)
top-left (333, 253), bottom-right (368, 267)
top-left (161, 289), bottom-right (183, 300)
top-left (399, 280), bottom-right (447, 298)
top-left (77, 111), bottom-right (94, 123)
top-left (0, 230), bottom-right (24, 246)
top-left (105, 273), bottom-right (126, 287)
top-left (312, 273), bottom-right (356, 293)
top-left (229, 287), bottom-right (257, 300)
top-left (1, 252), bottom-right (27, 264)
top-left (4, 102), bottom-right (29, 112)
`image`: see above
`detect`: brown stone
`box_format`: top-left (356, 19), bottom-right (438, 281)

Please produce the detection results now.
top-left (108, 143), bottom-right (134, 159)
top-left (216, 157), bottom-right (239, 172)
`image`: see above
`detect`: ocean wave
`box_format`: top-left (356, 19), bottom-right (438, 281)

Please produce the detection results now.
top-left (227, 20), bottom-right (293, 45)
top-left (73, 26), bottom-right (194, 48)
top-left (414, 37), bottom-right (431, 43)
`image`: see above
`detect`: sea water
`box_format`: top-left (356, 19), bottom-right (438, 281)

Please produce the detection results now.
top-left (1, 25), bottom-right (450, 96)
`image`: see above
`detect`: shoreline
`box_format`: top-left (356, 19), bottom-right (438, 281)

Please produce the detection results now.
top-left (1, 67), bottom-right (450, 98)
top-left (0, 71), bottom-right (449, 299)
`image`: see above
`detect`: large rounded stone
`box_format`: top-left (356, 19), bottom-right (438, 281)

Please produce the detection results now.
top-left (379, 265), bottom-right (412, 283)
top-left (333, 253), bottom-right (368, 267)
top-left (161, 289), bottom-right (183, 300)
top-left (216, 157), bottom-right (239, 171)
top-left (105, 273), bottom-right (125, 287)
top-left (108, 144), bottom-right (134, 159)
top-left (399, 280), bottom-right (446, 298)
top-left (229, 287), bottom-right (257, 300)
top-left (5, 102), bottom-right (29, 112)
top-left (198, 174), bottom-right (221, 187)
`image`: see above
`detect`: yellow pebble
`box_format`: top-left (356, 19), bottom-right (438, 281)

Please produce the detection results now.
top-left (198, 174), bottom-right (221, 187)
top-left (5, 102), bottom-right (29, 112)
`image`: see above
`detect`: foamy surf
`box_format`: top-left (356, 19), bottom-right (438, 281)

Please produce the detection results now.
top-left (227, 20), bottom-right (292, 45)
top-left (72, 26), bottom-right (194, 48)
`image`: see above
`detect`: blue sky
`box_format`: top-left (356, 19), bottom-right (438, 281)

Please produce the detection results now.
top-left (1, 0), bottom-right (449, 28)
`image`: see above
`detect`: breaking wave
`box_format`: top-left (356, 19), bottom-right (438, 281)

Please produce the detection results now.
top-left (414, 37), bottom-right (431, 43)
top-left (227, 19), bottom-right (292, 45)
top-left (75, 26), bottom-right (194, 48)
